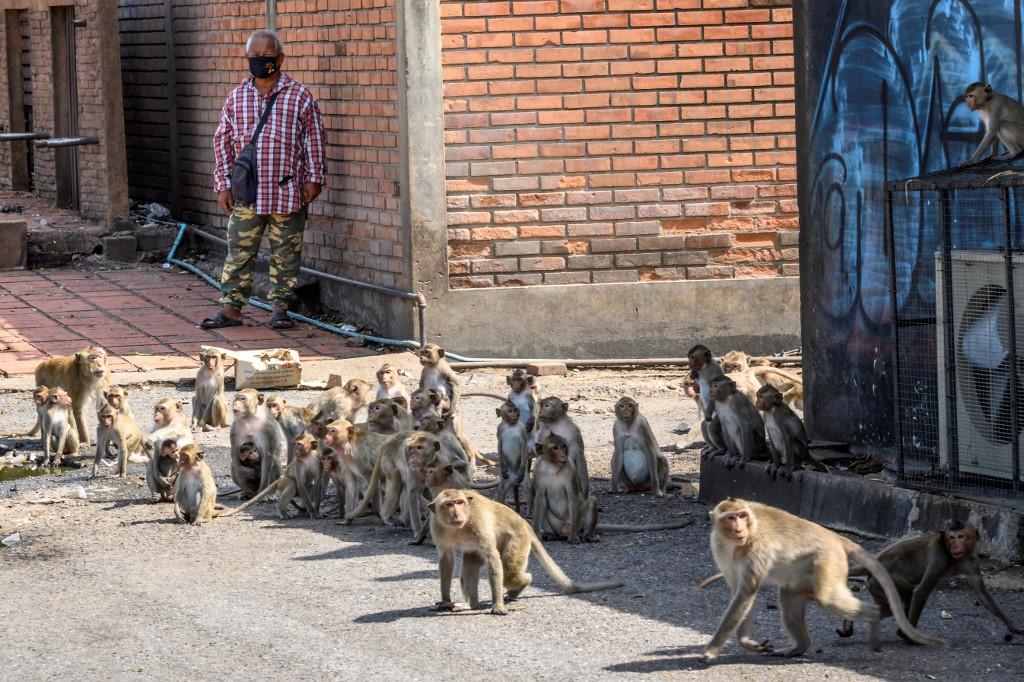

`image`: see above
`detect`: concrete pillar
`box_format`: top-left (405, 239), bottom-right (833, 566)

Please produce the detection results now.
top-left (396, 0), bottom-right (449, 342)
top-left (95, 0), bottom-right (129, 227)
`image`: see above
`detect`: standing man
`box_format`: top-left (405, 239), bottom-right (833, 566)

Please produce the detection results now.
top-left (202, 29), bottom-right (326, 330)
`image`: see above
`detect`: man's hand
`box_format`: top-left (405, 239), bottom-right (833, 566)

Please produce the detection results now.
top-left (217, 189), bottom-right (235, 214)
top-left (302, 182), bottom-right (322, 204)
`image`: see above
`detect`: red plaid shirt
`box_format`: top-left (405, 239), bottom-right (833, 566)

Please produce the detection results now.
top-left (213, 73), bottom-right (326, 215)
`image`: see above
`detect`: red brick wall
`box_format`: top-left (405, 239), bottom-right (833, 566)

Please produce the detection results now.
top-left (114, 0), bottom-right (402, 288)
top-left (440, 0), bottom-right (797, 287)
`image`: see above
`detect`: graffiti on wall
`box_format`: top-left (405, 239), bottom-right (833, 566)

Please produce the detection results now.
top-left (803, 0), bottom-right (1021, 443)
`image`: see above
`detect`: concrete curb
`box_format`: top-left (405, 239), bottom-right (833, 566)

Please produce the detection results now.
top-left (699, 456), bottom-right (1024, 564)
top-left (0, 351), bottom-right (423, 393)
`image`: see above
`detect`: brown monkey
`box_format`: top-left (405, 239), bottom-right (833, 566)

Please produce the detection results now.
top-left (964, 82), bottom-right (1024, 164)
top-left (611, 397), bottom-right (669, 497)
top-left (496, 401), bottom-right (530, 514)
top-left (707, 376), bottom-right (769, 468)
top-left (233, 439), bottom-right (272, 497)
top-left (93, 403), bottom-right (143, 478)
top-left (23, 386), bottom-right (51, 439)
top-left (410, 387), bottom-right (449, 428)
top-left (837, 521), bottom-right (1024, 642)
top-left (265, 395), bottom-right (315, 463)
top-left (309, 378), bottom-right (375, 434)
top-left (367, 398), bottom-right (414, 435)
top-left (325, 419), bottom-right (402, 520)
top-left (147, 439), bottom-right (180, 502)
top-left (173, 444), bottom-right (218, 525)
top-left (533, 396), bottom-right (588, 498)
top-left (276, 433), bottom-right (323, 519)
top-left (34, 346), bottom-right (110, 445)
top-left (755, 384), bottom-right (828, 481)
top-left (375, 363), bottom-right (411, 407)
top-left (101, 386), bottom-right (136, 422)
top-left (320, 449), bottom-right (347, 518)
top-left (344, 428), bottom-right (422, 532)
top-left (687, 344), bottom-right (727, 458)
top-left (702, 498), bottom-right (946, 662)
top-left (229, 389), bottom-right (286, 496)
top-left (41, 386), bottom-right (80, 464)
top-left (416, 413), bottom-right (472, 476)
top-left (418, 343), bottom-right (460, 413)
top-left (506, 368), bottom-right (538, 431)
top-left (192, 349), bottom-right (231, 431)
top-left (429, 489), bottom-right (622, 615)
top-left (147, 398), bottom-right (193, 459)
top-left (532, 435), bottom-right (597, 544)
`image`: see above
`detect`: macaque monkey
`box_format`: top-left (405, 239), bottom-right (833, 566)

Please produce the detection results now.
top-left (173, 444), bottom-right (218, 525)
top-left (755, 385), bottom-right (828, 481)
top-left (93, 403), bottom-right (143, 478)
top-left (410, 387), bottom-right (448, 428)
top-left (707, 376), bottom-right (769, 468)
top-left (496, 401), bottom-right (530, 514)
top-left (701, 498), bottom-right (946, 662)
top-left (34, 346), bottom-right (110, 445)
top-left (265, 395), bottom-right (315, 463)
top-left (41, 386), bottom-right (80, 464)
top-left (147, 439), bottom-right (180, 502)
top-left (964, 82), bottom-right (1024, 164)
top-left (419, 344), bottom-right (485, 466)
top-left (533, 396), bottom-right (588, 498)
top-left (837, 521), bottom-right (1023, 642)
top-left (367, 398), bottom-right (414, 435)
top-left (148, 398), bottom-right (193, 460)
top-left (611, 397), bottom-right (669, 497)
top-left (344, 429), bottom-right (422, 532)
top-left (326, 419), bottom-right (402, 520)
top-left (276, 433), bottom-right (323, 519)
top-left (309, 378), bottom-right (375, 435)
top-left (532, 435), bottom-right (597, 544)
top-left (233, 440), bottom-right (271, 496)
top-left (229, 389), bottom-right (287, 496)
top-left (26, 386), bottom-right (51, 439)
top-left (429, 489), bottom-right (622, 615)
top-left (375, 363), bottom-right (411, 407)
top-left (506, 369), bottom-right (538, 431)
top-left (192, 349), bottom-right (230, 431)
top-left (416, 413), bottom-right (472, 476)
top-left (687, 344), bottom-right (727, 458)
top-left (102, 386), bottom-right (136, 422)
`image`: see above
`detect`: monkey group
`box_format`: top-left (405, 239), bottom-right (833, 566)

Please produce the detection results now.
top-left (14, 342), bottom-right (1021, 664)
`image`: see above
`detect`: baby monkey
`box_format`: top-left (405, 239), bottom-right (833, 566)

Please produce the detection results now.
top-left (146, 439), bottom-right (181, 502)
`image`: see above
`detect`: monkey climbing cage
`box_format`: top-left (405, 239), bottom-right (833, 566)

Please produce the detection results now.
top-left (887, 158), bottom-right (1024, 499)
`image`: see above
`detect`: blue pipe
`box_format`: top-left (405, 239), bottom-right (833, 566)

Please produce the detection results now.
top-left (161, 220), bottom-right (504, 360)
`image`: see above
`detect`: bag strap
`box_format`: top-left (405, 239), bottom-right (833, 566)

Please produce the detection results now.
top-left (249, 90), bottom-right (281, 146)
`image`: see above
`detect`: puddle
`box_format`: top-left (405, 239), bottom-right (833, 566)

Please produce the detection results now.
top-left (0, 466), bottom-right (75, 483)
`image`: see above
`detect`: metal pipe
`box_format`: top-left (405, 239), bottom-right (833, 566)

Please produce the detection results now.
top-left (0, 132), bottom-right (49, 141)
top-left (451, 356), bottom-right (802, 370)
top-left (35, 136), bottom-right (98, 148)
top-left (1001, 187), bottom-right (1021, 491)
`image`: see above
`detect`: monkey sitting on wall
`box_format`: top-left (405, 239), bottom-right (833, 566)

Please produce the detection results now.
top-left (755, 385), bottom-right (828, 481)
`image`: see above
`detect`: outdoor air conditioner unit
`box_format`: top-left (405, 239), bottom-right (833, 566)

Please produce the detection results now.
top-left (936, 249), bottom-right (1024, 479)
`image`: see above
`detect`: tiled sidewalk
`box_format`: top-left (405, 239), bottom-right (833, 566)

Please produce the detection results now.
top-left (0, 265), bottom-right (374, 376)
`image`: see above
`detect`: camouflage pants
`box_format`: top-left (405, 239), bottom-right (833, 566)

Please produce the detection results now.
top-left (219, 204), bottom-right (307, 311)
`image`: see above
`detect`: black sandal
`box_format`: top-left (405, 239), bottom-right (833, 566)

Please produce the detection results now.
top-left (268, 311), bottom-right (296, 330)
top-left (200, 312), bottom-right (243, 329)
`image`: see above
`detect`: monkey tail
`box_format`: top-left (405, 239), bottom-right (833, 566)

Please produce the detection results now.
top-left (750, 366), bottom-right (803, 386)
top-left (345, 450), bottom-right (384, 521)
top-left (845, 543), bottom-right (948, 648)
top-left (461, 392), bottom-right (509, 401)
top-left (470, 479), bottom-right (500, 490)
top-left (528, 532), bottom-right (623, 594)
top-left (218, 475), bottom-right (286, 518)
top-left (697, 573), bottom-right (723, 590)
top-left (595, 519), bottom-right (695, 533)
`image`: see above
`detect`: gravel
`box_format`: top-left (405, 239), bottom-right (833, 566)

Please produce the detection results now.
top-left (1, 368), bottom-right (1022, 680)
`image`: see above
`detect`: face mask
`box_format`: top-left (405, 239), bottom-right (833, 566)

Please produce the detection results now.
top-left (249, 56), bottom-right (278, 79)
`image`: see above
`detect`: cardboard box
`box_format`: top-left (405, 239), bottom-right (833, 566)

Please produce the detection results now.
top-left (201, 346), bottom-right (302, 390)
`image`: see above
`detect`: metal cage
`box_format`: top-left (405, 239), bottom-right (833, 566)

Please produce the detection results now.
top-left (887, 159), bottom-right (1024, 499)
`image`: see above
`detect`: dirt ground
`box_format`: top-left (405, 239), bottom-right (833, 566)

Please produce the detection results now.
top-left (1, 367), bottom-right (1023, 680)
